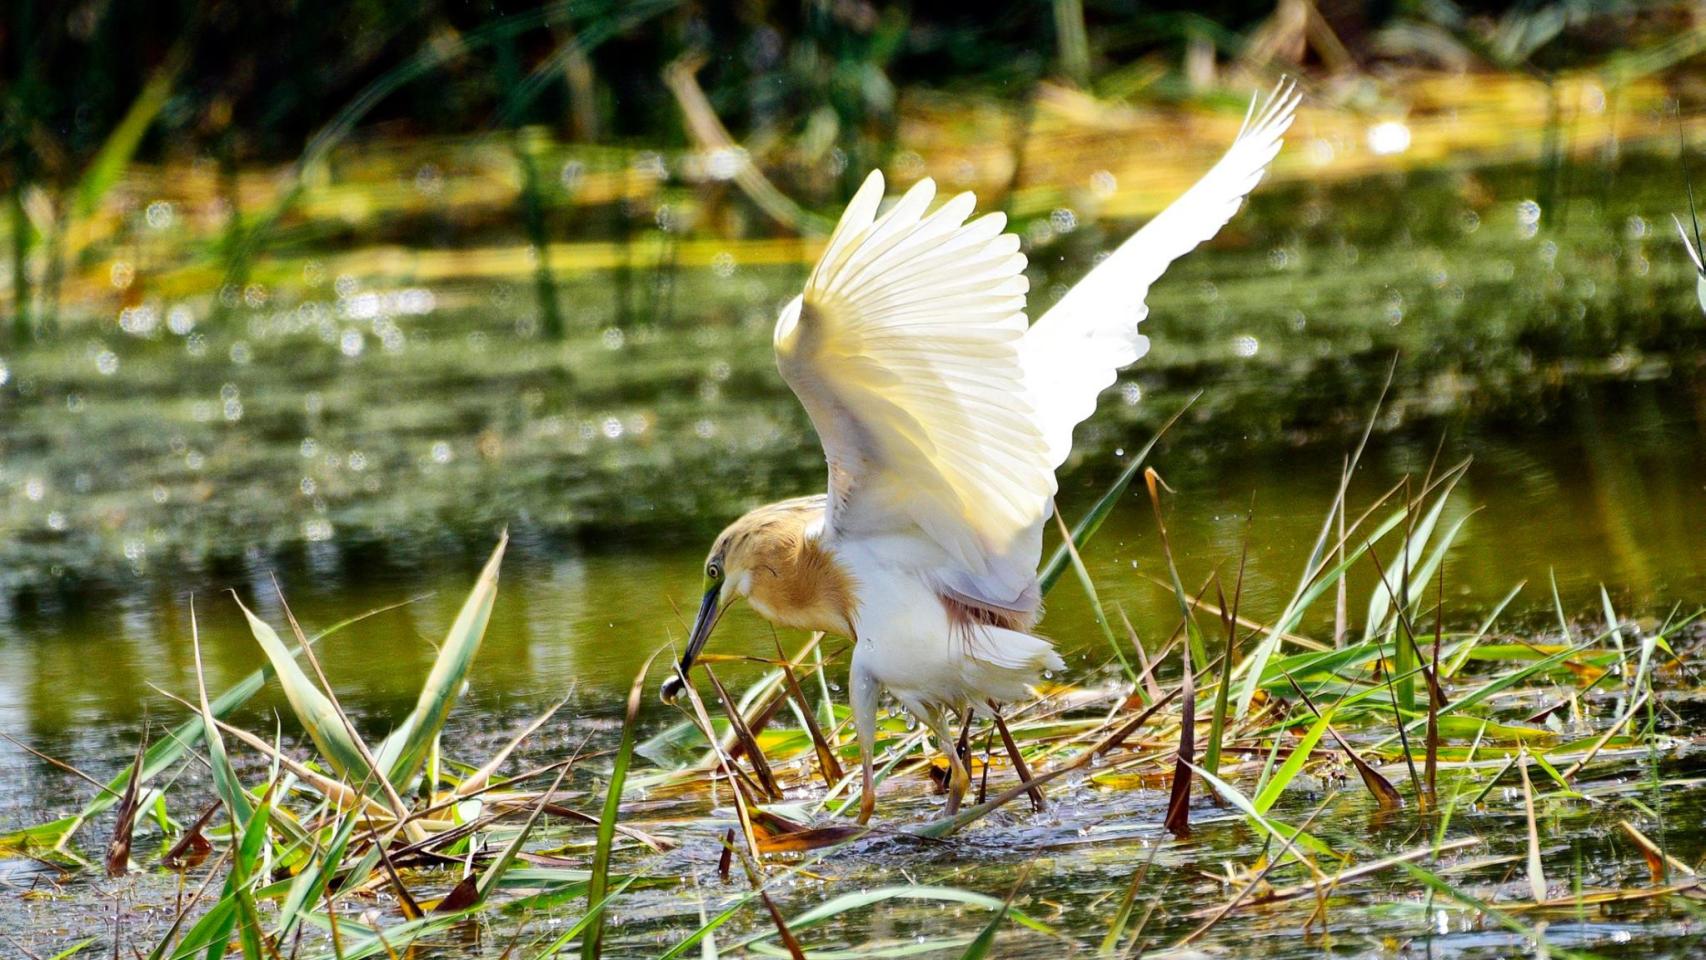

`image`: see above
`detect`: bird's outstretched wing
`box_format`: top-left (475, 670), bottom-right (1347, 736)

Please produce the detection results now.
top-left (775, 172), bottom-right (1054, 612)
top-left (1023, 79), bottom-right (1300, 468)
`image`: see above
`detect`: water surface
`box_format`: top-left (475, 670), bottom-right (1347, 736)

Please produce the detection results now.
top-left (4, 141), bottom-right (1706, 955)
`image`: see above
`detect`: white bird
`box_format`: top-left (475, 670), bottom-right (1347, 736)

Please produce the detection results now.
top-left (662, 81), bottom-right (1299, 822)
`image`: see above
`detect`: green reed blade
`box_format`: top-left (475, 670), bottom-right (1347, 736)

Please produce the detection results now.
top-left (1038, 393), bottom-right (1197, 597)
top-left (4, 601), bottom-right (412, 855)
top-left (584, 650), bottom-right (660, 959)
top-left (235, 597), bottom-right (375, 786)
top-left (374, 533), bottom-right (507, 788)
top-left (1254, 704), bottom-right (1336, 814)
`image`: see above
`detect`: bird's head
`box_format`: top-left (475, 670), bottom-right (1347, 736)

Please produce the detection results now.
top-left (659, 513), bottom-right (771, 704)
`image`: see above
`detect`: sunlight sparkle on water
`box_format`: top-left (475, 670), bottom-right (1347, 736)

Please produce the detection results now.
top-left (1367, 120), bottom-right (1412, 156)
top-left (120, 305), bottom-right (158, 335)
top-left (1517, 199), bottom-right (1542, 239)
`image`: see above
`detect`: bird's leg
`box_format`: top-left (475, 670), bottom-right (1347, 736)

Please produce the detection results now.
top-left (851, 656), bottom-right (880, 825)
top-left (925, 710), bottom-right (971, 816)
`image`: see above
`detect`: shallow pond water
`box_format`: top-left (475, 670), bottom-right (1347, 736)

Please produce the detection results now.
top-left (3, 140), bottom-right (1706, 954)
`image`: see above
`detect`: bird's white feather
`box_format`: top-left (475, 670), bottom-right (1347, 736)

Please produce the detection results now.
top-left (776, 172), bottom-right (1055, 611)
top-left (1022, 80), bottom-right (1300, 468)
top-left (775, 82), bottom-right (1296, 618)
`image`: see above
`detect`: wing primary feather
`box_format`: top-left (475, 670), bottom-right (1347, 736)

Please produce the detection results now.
top-left (1022, 79), bottom-right (1299, 470)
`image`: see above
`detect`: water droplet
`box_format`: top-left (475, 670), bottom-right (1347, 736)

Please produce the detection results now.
top-left (431, 441), bottom-right (453, 464)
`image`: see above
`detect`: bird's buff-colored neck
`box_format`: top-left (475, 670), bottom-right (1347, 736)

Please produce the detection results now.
top-left (714, 496), bottom-right (856, 637)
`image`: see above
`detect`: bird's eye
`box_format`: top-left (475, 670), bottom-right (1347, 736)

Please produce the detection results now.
top-left (706, 563), bottom-right (722, 581)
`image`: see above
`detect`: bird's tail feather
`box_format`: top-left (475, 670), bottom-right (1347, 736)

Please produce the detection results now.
top-left (964, 627), bottom-right (1065, 702)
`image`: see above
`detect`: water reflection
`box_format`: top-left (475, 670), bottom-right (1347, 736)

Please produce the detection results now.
top-left (2, 148), bottom-right (1705, 749)
top-left (3, 374), bottom-right (1705, 744)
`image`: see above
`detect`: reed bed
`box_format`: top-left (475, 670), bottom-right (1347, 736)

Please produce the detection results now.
top-left (2, 393), bottom-right (1701, 958)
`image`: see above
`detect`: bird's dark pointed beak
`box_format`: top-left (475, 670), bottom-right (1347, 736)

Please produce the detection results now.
top-left (661, 581), bottom-right (722, 703)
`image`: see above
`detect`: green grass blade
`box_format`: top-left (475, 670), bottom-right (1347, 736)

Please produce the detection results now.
top-left (191, 601), bottom-right (253, 827)
top-left (656, 892), bottom-right (758, 960)
top-left (1038, 393), bottom-right (1197, 596)
top-left (476, 762), bottom-right (572, 904)
top-left (1053, 513), bottom-right (1134, 680)
top-left (1443, 582), bottom-right (1523, 679)
top-left (201, 784), bottom-right (274, 960)
top-left (724, 886), bottom-right (1055, 953)
top-left (1391, 861), bottom-right (1597, 960)
top-left (1254, 705), bottom-right (1336, 814)
top-left (535, 877), bottom-right (637, 956)
top-left (4, 602), bottom-right (410, 854)
top-left (73, 52), bottom-right (183, 220)
top-left (48, 938), bottom-right (98, 960)
top-left (1364, 477), bottom-right (1460, 642)
top-left (1234, 505), bottom-right (1411, 719)
top-left (584, 650), bottom-right (660, 960)
top-left (374, 532), bottom-right (507, 787)
top-left (1190, 762), bottom-right (1334, 861)
top-left (276, 806), bottom-right (362, 941)
top-left (958, 900), bottom-right (1009, 959)
top-left (234, 596), bottom-right (375, 785)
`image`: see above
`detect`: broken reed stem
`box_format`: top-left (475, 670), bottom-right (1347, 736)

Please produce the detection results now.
top-left (988, 704), bottom-right (1046, 812)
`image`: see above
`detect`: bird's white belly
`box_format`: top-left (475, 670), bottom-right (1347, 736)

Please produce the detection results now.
top-left (834, 538), bottom-right (1058, 713)
top-left (851, 573), bottom-right (966, 710)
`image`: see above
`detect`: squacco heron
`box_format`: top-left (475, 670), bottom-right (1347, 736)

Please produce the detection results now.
top-left (663, 82), bottom-right (1299, 822)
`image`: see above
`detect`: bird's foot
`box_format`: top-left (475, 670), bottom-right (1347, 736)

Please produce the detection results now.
top-left (857, 785), bottom-right (876, 824)
top-left (944, 756), bottom-right (970, 816)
